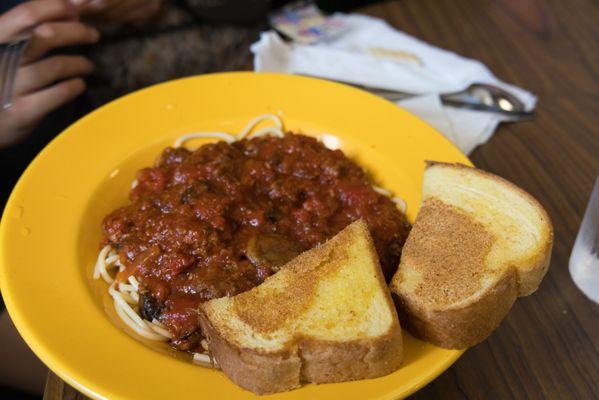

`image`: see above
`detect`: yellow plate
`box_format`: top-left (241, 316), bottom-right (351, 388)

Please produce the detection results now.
top-left (0, 72), bottom-right (468, 400)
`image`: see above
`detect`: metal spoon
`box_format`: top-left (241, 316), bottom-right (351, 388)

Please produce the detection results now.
top-left (440, 83), bottom-right (533, 118)
top-left (362, 83), bottom-right (533, 118)
top-left (311, 76), bottom-right (534, 119)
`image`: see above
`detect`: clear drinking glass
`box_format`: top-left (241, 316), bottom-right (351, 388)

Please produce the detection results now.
top-left (569, 176), bottom-right (599, 303)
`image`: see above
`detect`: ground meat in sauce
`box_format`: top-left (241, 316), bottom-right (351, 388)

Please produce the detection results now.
top-left (102, 133), bottom-right (410, 352)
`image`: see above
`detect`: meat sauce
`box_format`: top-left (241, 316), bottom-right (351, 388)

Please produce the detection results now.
top-left (102, 134), bottom-right (410, 351)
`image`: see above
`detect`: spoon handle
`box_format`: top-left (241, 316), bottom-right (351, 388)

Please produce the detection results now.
top-left (439, 98), bottom-right (535, 119)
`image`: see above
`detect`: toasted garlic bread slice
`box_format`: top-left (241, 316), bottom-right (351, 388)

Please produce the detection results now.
top-left (390, 162), bottom-right (553, 349)
top-left (199, 220), bottom-right (403, 395)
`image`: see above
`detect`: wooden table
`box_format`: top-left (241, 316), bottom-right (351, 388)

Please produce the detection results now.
top-left (45, 0), bottom-right (599, 398)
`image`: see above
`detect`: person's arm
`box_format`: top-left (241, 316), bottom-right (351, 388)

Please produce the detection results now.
top-left (0, 0), bottom-right (99, 148)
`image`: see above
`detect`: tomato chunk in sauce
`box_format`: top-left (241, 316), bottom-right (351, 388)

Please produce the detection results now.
top-left (102, 134), bottom-right (410, 351)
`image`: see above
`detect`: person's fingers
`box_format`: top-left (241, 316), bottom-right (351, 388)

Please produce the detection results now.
top-left (22, 21), bottom-right (99, 64)
top-left (14, 55), bottom-right (93, 96)
top-left (0, 76), bottom-right (87, 147)
top-left (11, 78), bottom-right (86, 126)
top-left (0, 0), bottom-right (76, 41)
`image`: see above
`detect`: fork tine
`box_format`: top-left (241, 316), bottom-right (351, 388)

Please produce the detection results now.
top-left (0, 38), bottom-right (29, 110)
top-left (0, 44), bottom-right (10, 109)
top-left (3, 42), bottom-right (25, 109)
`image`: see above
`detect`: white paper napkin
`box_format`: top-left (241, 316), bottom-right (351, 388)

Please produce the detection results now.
top-left (252, 14), bottom-right (536, 154)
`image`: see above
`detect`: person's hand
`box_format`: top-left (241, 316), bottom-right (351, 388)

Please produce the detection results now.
top-left (81, 0), bottom-right (162, 24)
top-left (0, 0), bottom-right (99, 148)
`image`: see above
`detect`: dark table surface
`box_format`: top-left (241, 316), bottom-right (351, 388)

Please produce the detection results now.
top-left (44, 0), bottom-right (599, 398)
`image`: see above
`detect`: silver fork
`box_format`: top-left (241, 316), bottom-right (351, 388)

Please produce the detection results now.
top-left (0, 36), bottom-right (30, 110)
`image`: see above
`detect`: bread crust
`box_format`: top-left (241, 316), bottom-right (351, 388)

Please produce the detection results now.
top-left (393, 240), bottom-right (552, 349)
top-left (198, 314), bottom-right (302, 394)
top-left (299, 327), bottom-right (403, 383)
top-left (393, 270), bottom-right (518, 348)
top-left (199, 312), bottom-right (402, 395)
top-left (516, 236), bottom-right (553, 296)
top-left (390, 162), bottom-right (553, 349)
top-left (198, 220), bottom-right (404, 395)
